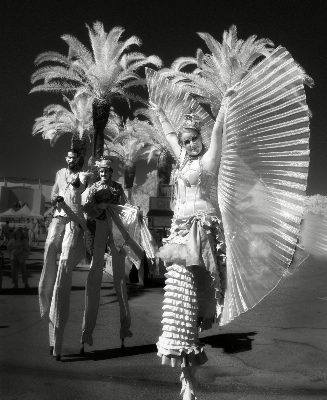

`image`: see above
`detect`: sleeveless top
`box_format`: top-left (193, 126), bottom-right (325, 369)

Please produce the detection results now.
top-left (51, 168), bottom-right (84, 219)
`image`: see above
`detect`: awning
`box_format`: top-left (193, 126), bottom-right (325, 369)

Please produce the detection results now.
top-left (0, 208), bottom-right (18, 218)
top-left (147, 210), bottom-right (174, 217)
top-left (28, 210), bottom-right (44, 219)
top-left (16, 205), bottom-right (31, 216)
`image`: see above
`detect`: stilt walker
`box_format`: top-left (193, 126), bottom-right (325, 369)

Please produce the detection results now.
top-left (146, 26), bottom-right (313, 399)
top-left (80, 158), bottom-right (144, 352)
top-left (39, 149), bottom-right (87, 360)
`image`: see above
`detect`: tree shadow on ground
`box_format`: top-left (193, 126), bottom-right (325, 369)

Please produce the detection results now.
top-left (27, 248), bottom-right (45, 253)
top-left (0, 284), bottom-right (86, 295)
top-left (201, 332), bottom-right (257, 354)
top-left (99, 285), bottom-right (155, 305)
top-left (0, 287), bottom-right (39, 296)
top-left (62, 343), bottom-right (157, 363)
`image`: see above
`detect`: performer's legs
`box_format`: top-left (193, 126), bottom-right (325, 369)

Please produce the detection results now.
top-left (19, 261), bottom-right (29, 286)
top-left (81, 219), bottom-right (109, 346)
top-left (49, 221), bottom-right (80, 357)
top-left (48, 320), bottom-right (64, 359)
top-left (49, 321), bottom-right (54, 347)
top-left (39, 218), bottom-right (65, 319)
top-left (3, 234), bottom-right (9, 246)
top-left (34, 232), bottom-right (39, 246)
top-left (110, 242), bottom-right (132, 340)
top-left (28, 230), bottom-right (34, 246)
top-left (11, 260), bottom-right (18, 286)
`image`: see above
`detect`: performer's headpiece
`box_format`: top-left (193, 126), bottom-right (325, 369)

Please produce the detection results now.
top-left (181, 111), bottom-right (204, 132)
top-left (95, 158), bottom-right (113, 171)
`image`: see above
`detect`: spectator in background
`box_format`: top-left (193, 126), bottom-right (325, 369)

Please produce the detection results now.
top-left (34, 220), bottom-right (40, 246)
top-left (1, 221), bottom-right (10, 246)
top-left (26, 219), bottom-right (35, 247)
top-left (7, 228), bottom-right (30, 289)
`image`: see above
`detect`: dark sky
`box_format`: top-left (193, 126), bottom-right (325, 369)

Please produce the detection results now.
top-left (1, 0), bottom-right (326, 193)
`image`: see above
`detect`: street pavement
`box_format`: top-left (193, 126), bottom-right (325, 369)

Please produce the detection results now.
top-left (0, 236), bottom-right (327, 400)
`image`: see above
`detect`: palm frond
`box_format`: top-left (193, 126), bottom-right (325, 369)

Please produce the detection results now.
top-left (171, 57), bottom-right (198, 71)
top-left (34, 51), bottom-right (71, 67)
top-left (61, 34), bottom-right (94, 67)
top-left (29, 81), bottom-right (79, 94)
top-left (120, 35), bottom-right (142, 53)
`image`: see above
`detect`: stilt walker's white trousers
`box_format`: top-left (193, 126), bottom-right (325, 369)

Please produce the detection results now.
top-left (39, 216), bottom-right (80, 356)
top-left (81, 218), bottom-right (132, 346)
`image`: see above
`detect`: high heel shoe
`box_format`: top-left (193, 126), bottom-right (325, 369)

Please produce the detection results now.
top-left (50, 346), bottom-right (54, 355)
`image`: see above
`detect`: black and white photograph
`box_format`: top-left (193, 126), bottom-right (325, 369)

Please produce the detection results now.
top-left (0, 1), bottom-right (326, 399)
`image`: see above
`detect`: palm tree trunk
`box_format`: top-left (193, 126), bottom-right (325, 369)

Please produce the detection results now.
top-left (157, 149), bottom-right (174, 184)
top-left (71, 133), bottom-right (88, 170)
top-left (92, 98), bottom-right (110, 159)
top-left (124, 161), bottom-right (136, 189)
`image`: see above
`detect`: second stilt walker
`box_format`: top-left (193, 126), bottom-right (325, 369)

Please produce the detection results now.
top-left (80, 158), bottom-right (144, 352)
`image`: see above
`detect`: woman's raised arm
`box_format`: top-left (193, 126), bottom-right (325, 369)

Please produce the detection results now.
top-left (204, 86), bottom-right (239, 172)
top-left (149, 102), bottom-right (181, 159)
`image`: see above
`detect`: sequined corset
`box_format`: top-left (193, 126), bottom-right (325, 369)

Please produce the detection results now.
top-left (174, 159), bottom-right (218, 218)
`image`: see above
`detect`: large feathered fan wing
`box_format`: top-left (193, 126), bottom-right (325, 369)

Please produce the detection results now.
top-left (218, 46), bottom-right (311, 325)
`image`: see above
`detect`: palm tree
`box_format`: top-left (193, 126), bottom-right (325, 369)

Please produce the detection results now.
top-left (132, 108), bottom-right (175, 184)
top-left (104, 131), bottom-right (151, 189)
top-left (32, 93), bottom-right (93, 169)
top-left (30, 22), bottom-right (162, 159)
top-left (160, 25), bottom-right (274, 116)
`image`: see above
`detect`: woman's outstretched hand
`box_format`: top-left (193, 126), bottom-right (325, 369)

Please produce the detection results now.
top-left (149, 101), bottom-right (166, 117)
top-left (149, 101), bottom-right (170, 125)
top-left (149, 101), bottom-right (161, 113)
top-left (224, 82), bottom-right (241, 99)
top-left (219, 83), bottom-right (241, 112)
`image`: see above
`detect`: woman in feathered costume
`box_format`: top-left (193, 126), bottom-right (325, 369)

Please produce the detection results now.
top-left (147, 26), bottom-right (313, 399)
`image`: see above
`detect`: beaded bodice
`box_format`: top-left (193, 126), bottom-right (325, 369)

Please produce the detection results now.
top-left (173, 157), bottom-right (218, 217)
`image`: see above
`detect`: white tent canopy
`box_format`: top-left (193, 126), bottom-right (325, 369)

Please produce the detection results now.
top-left (28, 210), bottom-right (44, 219)
top-left (16, 204), bottom-right (31, 216)
top-left (0, 208), bottom-right (18, 218)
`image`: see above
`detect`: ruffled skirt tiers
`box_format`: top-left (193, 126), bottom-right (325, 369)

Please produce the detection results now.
top-left (156, 212), bottom-right (226, 369)
top-left (157, 264), bottom-right (208, 368)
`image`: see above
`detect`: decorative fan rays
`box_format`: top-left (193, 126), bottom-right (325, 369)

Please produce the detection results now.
top-left (146, 68), bottom-right (214, 147)
top-left (218, 46), bottom-right (311, 325)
